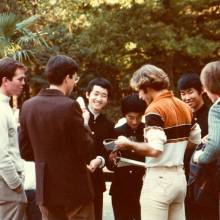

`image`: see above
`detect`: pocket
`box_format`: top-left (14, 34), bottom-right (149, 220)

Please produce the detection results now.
top-left (0, 179), bottom-right (27, 203)
top-left (35, 162), bottom-right (46, 205)
top-left (144, 174), bottom-right (173, 195)
top-left (156, 175), bottom-right (173, 193)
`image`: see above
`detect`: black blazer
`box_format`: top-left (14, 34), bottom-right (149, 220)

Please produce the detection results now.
top-left (19, 89), bottom-right (94, 208)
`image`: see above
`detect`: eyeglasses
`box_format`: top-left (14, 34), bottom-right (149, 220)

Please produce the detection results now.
top-left (74, 75), bottom-right (80, 83)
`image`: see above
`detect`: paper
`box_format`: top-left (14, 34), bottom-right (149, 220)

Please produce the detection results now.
top-left (103, 139), bottom-right (117, 151)
top-left (116, 157), bottom-right (146, 168)
top-left (76, 96), bottom-right (86, 110)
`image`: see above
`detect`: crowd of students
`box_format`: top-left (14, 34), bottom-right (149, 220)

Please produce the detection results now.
top-left (1, 55), bottom-right (220, 220)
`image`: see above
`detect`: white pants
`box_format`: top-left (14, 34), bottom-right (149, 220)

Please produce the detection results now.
top-left (141, 166), bottom-right (186, 220)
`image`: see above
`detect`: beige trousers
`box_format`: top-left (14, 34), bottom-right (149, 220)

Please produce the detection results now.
top-left (141, 166), bottom-right (187, 220)
top-left (0, 201), bottom-right (26, 220)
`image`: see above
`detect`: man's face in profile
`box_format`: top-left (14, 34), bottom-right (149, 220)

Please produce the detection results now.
top-left (4, 68), bottom-right (26, 97)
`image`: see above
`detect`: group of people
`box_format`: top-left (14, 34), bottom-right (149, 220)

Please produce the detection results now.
top-left (0, 54), bottom-right (220, 220)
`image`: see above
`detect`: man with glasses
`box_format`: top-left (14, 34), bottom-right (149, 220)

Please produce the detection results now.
top-left (19, 55), bottom-right (95, 220)
top-left (0, 57), bottom-right (27, 220)
top-left (74, 75), bottom-right (80, 84)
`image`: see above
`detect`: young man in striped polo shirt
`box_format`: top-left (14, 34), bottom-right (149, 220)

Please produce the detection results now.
top-left (115, 64), bottom-right (201, 220)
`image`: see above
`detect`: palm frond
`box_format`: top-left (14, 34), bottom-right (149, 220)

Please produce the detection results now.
top-left (0, 13), bottom-right (17, 38)
top-left (0, 12), bottom-right (48, 63)
top-left (0, 36), bottom-right (9, 45)
top-left (12, 49), bottom-right (34, 62)
top-left (18, 31), bottom-right (49, 48)
top-left (16, 15), bottom-right (40, 30)
top-left (38, 35), bottom-right (49, 48)
top-left (2, 42), bottom-right (21, 57)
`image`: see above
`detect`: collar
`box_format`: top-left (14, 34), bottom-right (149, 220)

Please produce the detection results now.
top-left (38, 89), bottom-right (65, 96)
top-left (88, 105), bottom-right (100, 120)
top-left (151, 90), bottom-right (173, 104)
top-left (214, 97), bottom-right (220, 105)
top-left (125, 122), bottom-right (145, 133)
top-left (0, 92), bottom-right (11, 103)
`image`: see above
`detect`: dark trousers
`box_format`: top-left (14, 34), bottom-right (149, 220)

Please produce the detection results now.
top-left (39, 201), bottom-right (95, 220)
top-left (26, 190), bottom-right (42, 220)
top-left (94, 193), bottom-right (103, 220)
top-left (185, 199), bottom-right (219, 220)
top-left (112, 194), bottom-right (141, 220)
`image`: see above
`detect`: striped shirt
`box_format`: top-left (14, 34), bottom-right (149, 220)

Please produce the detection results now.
top-left (144, 90), bottom-right (201, 167)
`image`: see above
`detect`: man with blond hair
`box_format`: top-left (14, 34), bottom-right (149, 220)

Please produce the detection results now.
top-left (115, 64), bottom-right (201, 220)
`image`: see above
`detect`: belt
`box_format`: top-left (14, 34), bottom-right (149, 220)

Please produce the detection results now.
top-left (147, 166), bottom-right (184, 172)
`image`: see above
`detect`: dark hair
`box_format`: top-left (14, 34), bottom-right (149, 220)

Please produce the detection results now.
top-left (86, 77), bottom-right (112, 98)
top-left (201, 61), bottom-right (220, 96)
top-left (177, 73), bottom-right (202, 93)
top-left (45, 55), bottom-right (79, 85)
top-left (0, 57), bottom-right (26, 85)
top-left (121, 93), bottom-right (146, 116)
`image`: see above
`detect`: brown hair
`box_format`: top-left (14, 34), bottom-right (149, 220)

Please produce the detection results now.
top-left (45, 55), bottom-right (79, 85)
top-left (0, 57), bottom-right (26, 86)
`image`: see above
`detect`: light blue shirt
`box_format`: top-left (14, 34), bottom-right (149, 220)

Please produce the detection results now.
top-left (199, 98), bottom-right (220, 163)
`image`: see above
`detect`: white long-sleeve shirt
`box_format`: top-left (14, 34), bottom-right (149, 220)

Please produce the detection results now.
top-left (0, 93), bottom-right (24, 190)
top-left (23, 161), bottom-right (36, 190)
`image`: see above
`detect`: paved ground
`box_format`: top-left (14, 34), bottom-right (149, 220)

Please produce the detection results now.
top-left (103, 182), bottom-right (114, 220)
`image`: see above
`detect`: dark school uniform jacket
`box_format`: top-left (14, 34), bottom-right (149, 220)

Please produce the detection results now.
top-left (87, 110), bottom-right (115, 195)
top-left (110, 123), bottom-right (146, 197)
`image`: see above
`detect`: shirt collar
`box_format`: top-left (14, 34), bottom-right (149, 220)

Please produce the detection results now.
top-left (151, 90), bottom-right (173, 104)
top-left (88, 105), bottom-right (100, 120)
top-left (214, 97), bottom-right (220, 105)
top-left (0, 92), bottom-right (11, 103)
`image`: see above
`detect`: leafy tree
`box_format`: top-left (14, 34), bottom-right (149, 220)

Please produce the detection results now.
top-left (67, 0), bottom-right (220, 93)
top-left (2, 0), bottom-right (219, 119)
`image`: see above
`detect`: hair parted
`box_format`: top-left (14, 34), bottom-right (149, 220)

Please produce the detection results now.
top-left (130, 64), bottom-right (170, 92)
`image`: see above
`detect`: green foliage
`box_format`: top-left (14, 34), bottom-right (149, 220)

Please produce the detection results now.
top-left (0, 12), bottom-right (48, 65)
top-left (3, 0), bottom-right (220, 99)
top-left (67, 0), bottom-right (220, 93)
